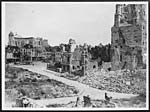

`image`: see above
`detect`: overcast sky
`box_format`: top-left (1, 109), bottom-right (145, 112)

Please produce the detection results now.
top-left (4, 2), bottom-right (116, 46)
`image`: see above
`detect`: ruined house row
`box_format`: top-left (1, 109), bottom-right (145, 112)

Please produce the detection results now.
top-left (111, 4), bottom-right (147, 70)
top-left (6, 32), bottom-right (49, 61)
top-left (47, 39), bottom-right (98, 75)
top-left (8, 32), bottom-right (49, 48)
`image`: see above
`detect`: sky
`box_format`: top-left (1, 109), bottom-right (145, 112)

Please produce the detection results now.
top-left (4, 2), bottom-right (116, 46)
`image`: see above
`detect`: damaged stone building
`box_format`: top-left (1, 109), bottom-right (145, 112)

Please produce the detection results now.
top-left (61, 39), bottom-right (98, 75)
top-left (8, 32), bottom-right (49, 48)
top-left (7, 32), bottom-right (49, 61)
top-left (111, 4), bottom-right (147, 70)
top-left (48, 39), bottom-right (98, 75)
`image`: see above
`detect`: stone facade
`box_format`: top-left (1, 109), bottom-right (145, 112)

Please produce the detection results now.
top-left (8, 32), bottom-right (49, 48)
top-left (62, 41), bottom-right (98, 75)
top-left (49, 39), bottom-right (98, 75)
top-left (61, 39), bottom-right (80, 73)
top-left (6, 52), bottom-right (14, 59)
top-left (42, 39), bottom-right (49, 47)
top-left (111, 4), bottom-right (147, 70)
top-left (7, 32), bottom-right (49, 61)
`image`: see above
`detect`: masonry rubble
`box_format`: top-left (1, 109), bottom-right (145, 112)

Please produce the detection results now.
top-left (47, 39), bottom-right (98, 76)
top-left (77, 68), bottom-right (146, 95)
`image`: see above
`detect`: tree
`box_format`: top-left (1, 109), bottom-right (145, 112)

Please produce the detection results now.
top-left (88, 43), bottom-right (112, 62)
top-left (45, 46), bottom-right (53, 52)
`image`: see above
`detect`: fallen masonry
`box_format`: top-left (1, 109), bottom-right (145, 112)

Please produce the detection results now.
top-left (77, 69), bottom-right (146, 96)
top-left (5, 65), bottom-right (79, 107)
top-left (54, 68), bottom-right (146, 96)
top-left (5, 64), bottom-right (146, 108)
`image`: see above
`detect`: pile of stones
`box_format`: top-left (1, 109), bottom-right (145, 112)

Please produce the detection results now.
top-left (77, 69), bottom-right (146, 95)
top-left (5, 66), bottom-right (79, 105)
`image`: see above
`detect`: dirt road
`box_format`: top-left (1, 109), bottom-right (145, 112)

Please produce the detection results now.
top-left (13, 62), bottom-right (138, 101)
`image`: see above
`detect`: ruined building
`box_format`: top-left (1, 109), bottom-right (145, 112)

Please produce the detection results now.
top-left (111, 4), bottom-right (147, 70)
top-left (61, 39), bottom-right (90, 75)
top-left (8, 32), bottom-right (49, 48)
top-left (7, 32), bottom-right (49, 61)
top-left (49, 39), bottom-right (98, 75)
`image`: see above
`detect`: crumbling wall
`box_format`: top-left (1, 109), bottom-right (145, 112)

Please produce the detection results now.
top-left (114, 4), bottom-right (146, 27)
top-left (102, 62), bottom-right (111, 71)
top-left (111, 13), bottom-right (146, 70)
top-left (71, 60), bottom-right (81, 72)
top-left (87, 60), bottom-right (98, 71)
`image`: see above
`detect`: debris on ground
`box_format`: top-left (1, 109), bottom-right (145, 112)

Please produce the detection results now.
top-left (77, 69), bottom-right (146, 96)
top-left (5, 66), bottom-right (79, 107)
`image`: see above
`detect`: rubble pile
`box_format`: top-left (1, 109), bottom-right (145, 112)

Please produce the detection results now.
top-left (78, 69), bottom-right (146, 95)
top-left (5, 66), bottom-right (79, 107)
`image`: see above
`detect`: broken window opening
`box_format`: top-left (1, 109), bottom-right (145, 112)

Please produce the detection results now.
top-left (73, 66), bottom-right (75, 70)
top-left (120, 54), bottom-right (122, 61)
top-left (93, 65), bottom-right (96, 69)
top-left (67, 57), bottom-right (70, 62)
top-left (135, 40), bottom-right (138, 43)
top-left (143, 26), bottom-right (145, 30)
top-left (122, 38), bottom-right (125, 44)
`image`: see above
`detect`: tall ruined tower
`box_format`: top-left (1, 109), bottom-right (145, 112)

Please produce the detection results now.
top-left (68, 39), bottom-right (76, 73)
top-left (114, 4), bottom-right (123, 27)
top-left (81, 43), bottom-right (88, 76)
top-left (111, 4), bottom-right (147, 70)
